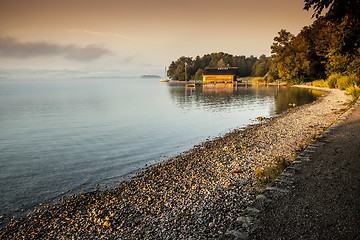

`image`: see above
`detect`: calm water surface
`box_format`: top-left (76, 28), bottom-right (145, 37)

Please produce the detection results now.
top-left (0, 77), bottom-right (323, 219)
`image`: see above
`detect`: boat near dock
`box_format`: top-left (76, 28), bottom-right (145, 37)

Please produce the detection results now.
top-left (160, 67), bottom-right (170, 82)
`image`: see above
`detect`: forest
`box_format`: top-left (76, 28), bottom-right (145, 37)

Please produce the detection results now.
top-left (167, 0), bottom-right (359, 96)
top-left (167, 53), bottom-right (271, 80)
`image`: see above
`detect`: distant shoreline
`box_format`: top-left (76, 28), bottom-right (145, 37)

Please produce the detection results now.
top-left (141, 75), bottom-right (161, 78)
top-left (1, 86), bottom-right (352, 239)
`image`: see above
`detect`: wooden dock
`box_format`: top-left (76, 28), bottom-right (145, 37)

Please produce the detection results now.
top-left (185, 80), bottom-right (202, 87)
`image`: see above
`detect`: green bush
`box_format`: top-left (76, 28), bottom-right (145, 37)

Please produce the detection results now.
top-left (326, 73), bottom-right (341, 88)
top-left (326, 73), bottom-right (360, 91)
top-left (349, 74), bottom-right (360, 85)
top-left (308, 79), bottom-right (327, 87)
top-left (345, 57), bottom-right (360, 78)
top-left (346, 84), bottom-right (360, 99)
top-left (264, 73), bottom-right (275, 83)
top-left (336, 75), bottom-right (352, 90)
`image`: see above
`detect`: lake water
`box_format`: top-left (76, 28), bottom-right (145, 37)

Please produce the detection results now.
top-left (0, 77), bottom-right (322, 220)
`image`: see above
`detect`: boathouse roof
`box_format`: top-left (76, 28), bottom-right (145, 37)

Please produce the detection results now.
top-left (203, 67), bottom-right (238, 76)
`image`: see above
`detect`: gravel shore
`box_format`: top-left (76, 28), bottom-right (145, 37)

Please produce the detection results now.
top-left (0, 86), bottom-right (351, 239)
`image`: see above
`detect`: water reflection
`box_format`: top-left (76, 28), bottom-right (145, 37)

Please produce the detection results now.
top-left (168, 82), bottom-right (324, 115)
top-left (273, 87), bottom-right (324, 114)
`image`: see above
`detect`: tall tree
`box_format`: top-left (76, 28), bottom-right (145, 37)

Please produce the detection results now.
top-left (252, 54), bottom-right (271, 77)
top-left (270, 30), bottom-right (297, 81)
top-left (304, 0), bottom-right (360, 54)
top-left (304, 0), bottom-right (360, 22)
top-left (194, 69), bottom-right (204, 80)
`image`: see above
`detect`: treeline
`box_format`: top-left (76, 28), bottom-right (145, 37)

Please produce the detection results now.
top-left (167, 53), bottom-right (271, 80)
top-left (269, 0), bottom-right (359, 95)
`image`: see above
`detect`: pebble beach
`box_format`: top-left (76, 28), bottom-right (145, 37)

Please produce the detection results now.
top-left (0, 86), bottom-right (351, 239)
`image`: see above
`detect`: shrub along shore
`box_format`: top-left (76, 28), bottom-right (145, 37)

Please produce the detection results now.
top-left (0, 86), bottom-right (352, 239)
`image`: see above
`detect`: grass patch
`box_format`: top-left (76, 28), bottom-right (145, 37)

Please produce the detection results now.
top-left (305, 79), bottom-right (328, 88)
top-left (348, 96), bottom-right (359, 108)
top-left (255, 157), bottom-right (291, 185)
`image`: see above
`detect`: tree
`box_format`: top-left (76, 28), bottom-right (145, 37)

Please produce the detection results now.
top-left (304, 0), bottom-right (360, 23)
top-left (271, 25), bottom-right (330, 82)
top-left (265, 62), bottom-right (279, 82)
top-left (304, 0), bottom-right (360, 55)
top-left (194, 69), bottom-right (204, 80)
top-left (167, 56), bottom-right (195, 80)
top-left (252, 54), bottom-right (271, 77)
top-left (271, 30), bottom-right (297, 81)
top-left (217, 59), bottom-right (226, 68)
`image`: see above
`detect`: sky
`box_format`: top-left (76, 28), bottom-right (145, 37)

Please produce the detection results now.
top-left (0, 0), bottom-right (315, 77)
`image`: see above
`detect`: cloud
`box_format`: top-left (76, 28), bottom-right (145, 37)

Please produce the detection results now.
top-left (68, 29), bottom-right (135, 40)
top-left (0, 36), bottom-right (111, 61)
top-left (63, 44), bottom-right (112, 61)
